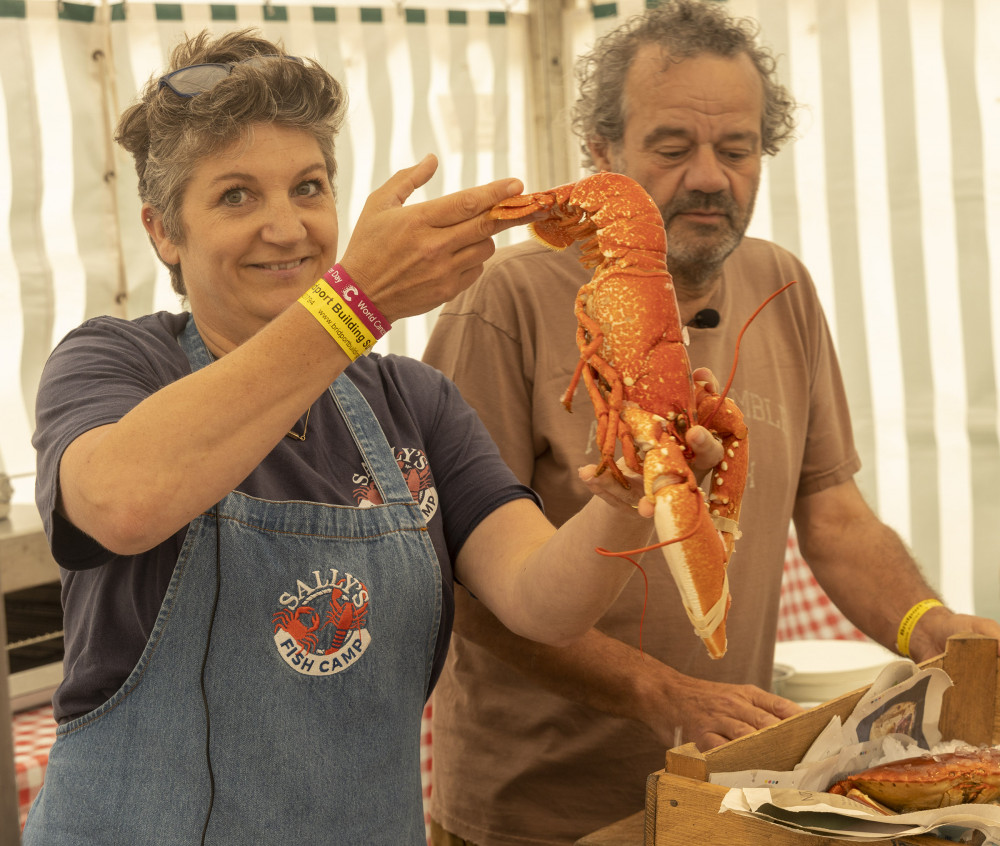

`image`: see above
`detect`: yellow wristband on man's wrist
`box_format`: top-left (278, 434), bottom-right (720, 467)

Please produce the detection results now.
top-left (896, 598), bottom-right (943, 658)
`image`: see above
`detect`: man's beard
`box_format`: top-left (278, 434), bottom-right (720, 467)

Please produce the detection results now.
top-left (659, 189), bottom-right (755, 292)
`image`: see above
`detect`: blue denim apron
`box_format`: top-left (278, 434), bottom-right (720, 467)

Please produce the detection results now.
top-left (24, 317), bottom-right (442, 844)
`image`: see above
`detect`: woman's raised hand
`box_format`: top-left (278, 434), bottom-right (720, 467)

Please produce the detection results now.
top-left (338, 154), bottom-right (529, 324)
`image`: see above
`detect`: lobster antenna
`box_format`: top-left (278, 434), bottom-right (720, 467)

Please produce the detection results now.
top-left (700, 280), bottom-right (798, 430)
top-left (596, 514), bottom-right (703, 654)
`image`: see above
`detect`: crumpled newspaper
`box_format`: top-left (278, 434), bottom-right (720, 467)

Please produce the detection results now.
top-left (712, 660), bottom-right (1000, 843)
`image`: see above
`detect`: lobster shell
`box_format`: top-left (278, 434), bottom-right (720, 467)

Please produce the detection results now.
top-left (489, 173), bottom-right (755, 659)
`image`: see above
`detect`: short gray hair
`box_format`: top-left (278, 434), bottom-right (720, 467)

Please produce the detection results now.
top-left (115, 29), bottom-right (347, 296)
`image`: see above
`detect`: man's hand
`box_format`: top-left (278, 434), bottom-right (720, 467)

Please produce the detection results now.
top-left (909, 606), bottom-right (1000, 663)
top-left (640, 671), bottom-right (803, 751)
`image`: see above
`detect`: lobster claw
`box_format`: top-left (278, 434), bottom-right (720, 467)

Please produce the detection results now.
top-left (642, 434), bottom-right (740, 660)
top-left (619, 400), bottom-right (745, 659)
top-left (653, 490), bottom-right (732, 659)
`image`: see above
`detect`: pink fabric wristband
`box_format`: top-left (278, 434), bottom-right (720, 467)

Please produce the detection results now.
top-left (321, 264), bottom-right (391, 340)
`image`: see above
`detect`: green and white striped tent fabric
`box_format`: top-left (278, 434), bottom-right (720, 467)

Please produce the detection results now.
top-left (0, 0), bottom-right (531, 481)
top-left (3, 0), bottom-right (1000, 622)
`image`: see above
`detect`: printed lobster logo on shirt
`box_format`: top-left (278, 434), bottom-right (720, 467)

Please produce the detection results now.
top-left (272, 570), bottom-right (371, 676)
top-left (351, 446), bottom-right (438, 523)
top-left (271, 445), bottom-right (435, 676)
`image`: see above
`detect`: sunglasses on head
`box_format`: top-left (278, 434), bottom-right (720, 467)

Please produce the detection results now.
top-left (158, 55), bottom-right (305, 97)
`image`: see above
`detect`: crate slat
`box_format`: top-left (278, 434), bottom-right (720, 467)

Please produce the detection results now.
top-left (643, 635), bottom-right (998, 846)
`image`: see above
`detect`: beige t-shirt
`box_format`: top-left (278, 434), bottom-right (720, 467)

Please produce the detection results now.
top-left (422, 236), bottom-right (861, 845)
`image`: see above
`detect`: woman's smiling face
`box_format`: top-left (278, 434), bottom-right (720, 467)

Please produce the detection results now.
top-left (154, 122), bottom-right (339, 352)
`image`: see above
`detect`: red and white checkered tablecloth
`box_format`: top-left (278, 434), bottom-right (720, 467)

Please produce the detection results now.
top-left (12, 703), bottom-right (57, 829)
top-left (777, 531), bottom-right (867, 642)
top-left (421, 700), bottom-right (433, 839)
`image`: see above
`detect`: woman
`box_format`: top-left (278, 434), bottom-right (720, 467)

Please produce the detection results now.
top-left (23, 29), bottom-right (674, 845)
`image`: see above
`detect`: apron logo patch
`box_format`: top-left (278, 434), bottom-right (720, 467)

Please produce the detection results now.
top-left (272, 569), bottom-right (371, 675)
top-left (351, 446), bottom-right (439, 522)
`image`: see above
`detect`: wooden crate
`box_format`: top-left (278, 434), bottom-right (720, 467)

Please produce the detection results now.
top-left (643, 634), bottom-right (1000, 846)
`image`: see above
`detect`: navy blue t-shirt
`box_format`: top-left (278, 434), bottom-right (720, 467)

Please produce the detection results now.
top-left (33, 312), bottom-right (537, 722)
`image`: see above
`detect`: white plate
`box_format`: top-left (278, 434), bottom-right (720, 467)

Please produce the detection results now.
top-left (774, 639), bottom-right (897, 704)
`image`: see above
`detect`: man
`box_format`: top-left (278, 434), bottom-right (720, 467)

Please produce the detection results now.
top-left (422, 3), bottom-right (1000, 844)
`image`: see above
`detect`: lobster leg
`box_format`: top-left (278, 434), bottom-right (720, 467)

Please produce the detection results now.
top-left (562, 286), bottom-right (641, 484)
top-left (561, 282), bottom-right (602, 414)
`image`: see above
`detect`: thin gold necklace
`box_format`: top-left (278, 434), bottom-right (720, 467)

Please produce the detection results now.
top-left (286, 407), bottom-right (311, 441)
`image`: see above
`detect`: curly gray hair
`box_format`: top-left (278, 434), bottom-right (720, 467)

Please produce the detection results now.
top-left (571, 0), bottom-right (797, 171)
top-left (115, 29), bottom-right (347, 296)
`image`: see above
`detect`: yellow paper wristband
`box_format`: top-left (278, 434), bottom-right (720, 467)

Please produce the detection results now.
top-left (896, 598), bottom-right (944, 658)
top-left (298, 278), bottom-right (378, 360)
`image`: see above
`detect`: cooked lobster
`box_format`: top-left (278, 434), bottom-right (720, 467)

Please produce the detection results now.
top-left (828, 747), bottom-right (1000, 813)
top-left (491, 172), bottom-right (772, 659)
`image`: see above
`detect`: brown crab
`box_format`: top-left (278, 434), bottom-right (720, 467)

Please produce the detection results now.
top-left (828, 747), bottom-right (1000, 814)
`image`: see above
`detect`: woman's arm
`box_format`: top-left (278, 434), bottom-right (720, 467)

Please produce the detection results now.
top-left (58, 306), bottom-right (350, 555)
top-left (58, 160), bottom-right (526, 555)
top-left (454, 461), bottom-right (654, 645)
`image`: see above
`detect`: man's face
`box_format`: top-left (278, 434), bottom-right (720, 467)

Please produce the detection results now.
top-left (592, 46), bottom-right (765, 291)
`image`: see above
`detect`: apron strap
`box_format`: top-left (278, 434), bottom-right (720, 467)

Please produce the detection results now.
top-left (177, 314), bottom-right (413, 507)
top-left (329, 377), bottom-right (412, 506)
